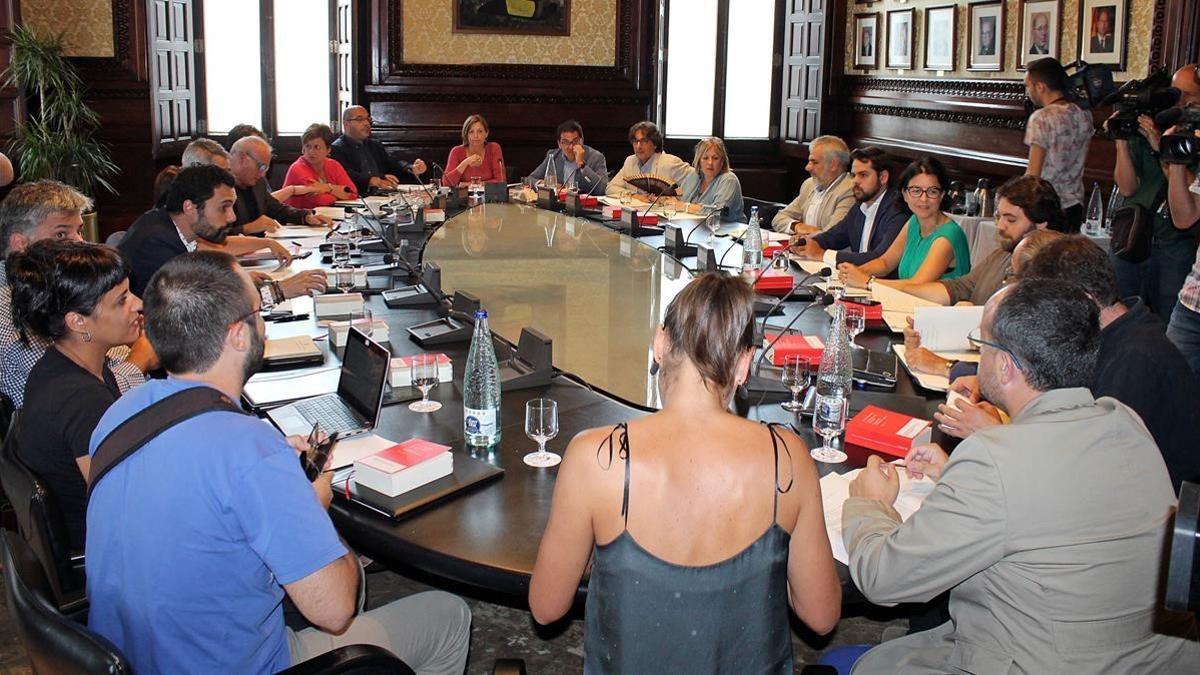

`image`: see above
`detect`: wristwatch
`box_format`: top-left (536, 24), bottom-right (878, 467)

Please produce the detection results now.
top-left (866, 276), bottom-right (876, 291)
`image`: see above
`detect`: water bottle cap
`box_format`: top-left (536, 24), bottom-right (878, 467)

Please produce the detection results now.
top-left (474, 309), bottom-right (488, 319)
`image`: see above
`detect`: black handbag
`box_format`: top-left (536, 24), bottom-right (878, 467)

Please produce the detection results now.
top-left (1109, 203), bottom-right (1155, 263)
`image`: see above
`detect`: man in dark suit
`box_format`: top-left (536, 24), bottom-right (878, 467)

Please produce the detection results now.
top-left (1090, 7), bottom-right (1114, 53)
top-left (229, 136), bottom-right (331, 235)
top-left (330, 105), bottom-right (428, 194)
top-left (791, 146), bottom-right (908, 267)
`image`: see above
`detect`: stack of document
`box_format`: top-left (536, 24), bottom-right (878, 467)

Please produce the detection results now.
top-left (820, 464), bottom-right (935, 564)
top-left (912, 306), bottom-right (985, 362)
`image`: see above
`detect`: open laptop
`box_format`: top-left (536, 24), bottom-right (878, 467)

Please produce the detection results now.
top-left (267, 328), bottom-right (389, 438)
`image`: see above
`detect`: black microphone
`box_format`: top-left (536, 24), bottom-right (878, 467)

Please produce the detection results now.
top-left (1155, 105), bottom-right (1186, 130)
top-left (737, 294), bottom-right (836, 401)
top-left (410, 165), bottom-right (438, 205)
top-left (641, 184), bottom-right (679, 220)
top-left (753, 266), bottom-right (832, 321)
top-left (354, 195), bottom-right (399, 253)
top-left (582, 168), bottom-right (618, 197)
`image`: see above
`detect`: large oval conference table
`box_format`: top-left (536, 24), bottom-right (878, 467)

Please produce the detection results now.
top-left (321, 201), bottom-right (940, 602)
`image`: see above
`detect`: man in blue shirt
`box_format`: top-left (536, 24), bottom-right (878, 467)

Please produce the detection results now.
top-left (525, 120), bottom-right (610, 195)
top-left (86, 251), bottom-right (470, 674)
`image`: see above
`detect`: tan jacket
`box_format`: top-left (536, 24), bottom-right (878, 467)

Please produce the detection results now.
top-left (770, 173), bottom-right (855, 232)
top-left (844, 388), bottom-right (1199, 674)
top-left (605, 152), bottom-right (694, 198)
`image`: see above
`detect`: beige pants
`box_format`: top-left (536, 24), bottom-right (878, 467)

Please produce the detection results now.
top-left (287, 590), bottom-right (471, 675)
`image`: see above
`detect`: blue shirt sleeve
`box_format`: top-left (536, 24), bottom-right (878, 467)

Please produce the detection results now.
top-left (230, 438), bottom-right (348, 586)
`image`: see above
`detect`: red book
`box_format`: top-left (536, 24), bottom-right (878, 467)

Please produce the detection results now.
top-left (755, 267), bottom-right (795, 296)
top-left (763, 332), bottom-right (824, 366)
top-left (763, 242), bottom-right (787, 258)
top-left (354, 438), bottom-right (455, 497)
top-left (579, 195), bottom-right (599, 208)
top-left (845, 405), bottom-right (933, 458)
top-left (842, 299), bottom-right (883, 321)
top-left (635, 213), bottom-right (660, 226)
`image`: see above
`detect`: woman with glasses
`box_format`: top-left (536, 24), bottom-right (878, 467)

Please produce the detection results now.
top-left (837, 156), bottom-right (971, 287)
top-left (671, 137), bottom-right (746, 222)
top-left (529, 273), bottom-right (840, 673)
top-left (442, 114), bottom-right (506, 187)
top-left (280, 123), bottom-right (358, 209)
top-left (8, 239), bottom-right (145, 550)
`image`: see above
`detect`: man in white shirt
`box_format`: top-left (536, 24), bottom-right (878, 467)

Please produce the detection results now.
top-left (771, 135), bottom-right (856, 234)
top-left (606, 121), bottom-right (693, 200)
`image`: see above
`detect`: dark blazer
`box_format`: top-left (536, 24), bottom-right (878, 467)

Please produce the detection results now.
top-left (117, 208), bottom-right (187, 297)
top-left (811, 188), bottom-right (909, 266)
top-left (233, 179), bottom-right (310, 235)
top-left (330, 135), bottom-right (416, 194)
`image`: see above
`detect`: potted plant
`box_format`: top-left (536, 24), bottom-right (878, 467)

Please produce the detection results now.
top-left (3, 25), bottom-right (118, 241)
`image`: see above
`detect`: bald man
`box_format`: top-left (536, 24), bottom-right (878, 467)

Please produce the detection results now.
top-left (330, 105), bottom-right (427, 194)
top-left (228, 136), bottom-right (331, 235)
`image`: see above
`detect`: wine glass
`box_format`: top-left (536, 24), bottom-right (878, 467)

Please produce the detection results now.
top-left (331, 241), bottom-right (351, 267)
top-left (350, 307), bottom-right (373, 339)
top-left (811, 393), bottom-right (849, 463)
top-left (703, 211), bottom-right (720, 245)
top-left (663, 200), bottom-right (677, 225)
top-left (844, 303), bottom-right (866, 348)
top-left (523, 398), bottom-right (561, 468)
top-left (335, 265), bottom-right (356, 293)
top-left (619, 190), bottom-right (632, 206)
top-left (781, 356), bottom-right (811, 413)
top-left (408, 354), bottom-right (443, 413)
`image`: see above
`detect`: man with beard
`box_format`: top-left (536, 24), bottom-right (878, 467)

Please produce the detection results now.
top-left (84, 251), bottom-right (471, 673)
top-left (118, 165), bottom-right (324, 301)
top-left (844, 280), bottom-right (1199, 674)
top-left (791, 146), bottom-right (908, 266)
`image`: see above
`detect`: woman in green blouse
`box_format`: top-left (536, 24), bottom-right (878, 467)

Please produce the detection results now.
top-left (837, 156), bottom-right (970, 289)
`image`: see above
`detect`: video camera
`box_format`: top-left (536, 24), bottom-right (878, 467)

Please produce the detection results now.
top-left (1102, 68), bottom-right (1181, 140)
top-left (1160, 105), bottom-right (1200, 165)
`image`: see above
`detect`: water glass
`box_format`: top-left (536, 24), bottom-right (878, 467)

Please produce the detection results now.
top-left (335, 265), bottom-right (356, 293)
top-left (781, 356), bottom-right (811, 412)
top-left (408, 354), bottom-right (443, 413)
top-left (663, 201), bottom-right (677, 224)
top-left (811, 393), bottom-right (849, 463)
top-left (523, 398), bottom-right (561, 468)
top-left (619, 190), bottom-right (632, 206)
top-left (332, 241), bottom-right (351, 266)
top-left (703, 212), bottom-right (720, 244)
top-left (844, 303), bottom-right (866, 347)
top-left (349, 307), bottom-right (374, 339)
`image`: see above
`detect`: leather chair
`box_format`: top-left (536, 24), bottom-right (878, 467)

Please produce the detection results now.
top-left (0, 414), bottom-right (87, 614)
top-left (742, 196), bottom-right (788, 227)
top-left (0, 391), bottom-right (13, 443)
top-left (1, 528), bottom-right (417, 675)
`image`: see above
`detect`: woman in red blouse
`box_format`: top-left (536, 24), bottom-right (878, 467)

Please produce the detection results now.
top-left (442, 114), bottom-right (506, 187)
top-left (281, 123), bottom-right (358, 209)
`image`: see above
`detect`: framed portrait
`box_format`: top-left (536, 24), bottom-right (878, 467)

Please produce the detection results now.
top-left (967, 1), bottom-right (1005, 71)
top-left (1078, 0), bottom-right (1128, 70)
top-left (853, 13), bottom-right (879, 70)
top-left (1018, 0), bottom-right (1061, 68)
top-left (886, 8), bottom-right (915, 70)
top-left (923, 5), bottom-right (957, 71)
top-left (453, 0), bottom-right (571, 37)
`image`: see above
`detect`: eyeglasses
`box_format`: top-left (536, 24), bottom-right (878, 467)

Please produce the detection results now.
top-left (347, 116), bottom-right (372, 124)
top-left (967, 327), bottom-right (1023, 370)
top-left (558, 137), bottom-right (580, 147)
top-left (230, 303), bottom-right (263, 328)
top-left (904, 187), bottom-right (944, 199)
top-left (631, 137), bottom-right (653, 145)
top-left (238, 151), bottom-right (269, 175)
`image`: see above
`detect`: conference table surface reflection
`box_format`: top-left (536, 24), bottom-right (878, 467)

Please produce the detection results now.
top-left (424, 203), bottom-right (693, 409)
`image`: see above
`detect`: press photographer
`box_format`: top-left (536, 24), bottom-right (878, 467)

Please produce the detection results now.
top-left (1106, 65), bottom-right (1200, 322)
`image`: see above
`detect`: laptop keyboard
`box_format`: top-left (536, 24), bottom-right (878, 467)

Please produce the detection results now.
top-left (295, 395), bottom-right (360, 433)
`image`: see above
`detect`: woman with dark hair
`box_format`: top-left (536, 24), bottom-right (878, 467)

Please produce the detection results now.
top-left (9, 239), bottom-right (144, 549)
top-left (442, 114), bottom-right (506, 187)
top-left (281, 123), bottom-right (358, 209)
top-left (838, 156), bottom-right (971, 287)
top-left (529, 273), bottom-right (840, 673)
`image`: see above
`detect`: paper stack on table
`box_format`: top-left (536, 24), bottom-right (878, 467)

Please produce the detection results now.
top-left (266, 225), bottom-right (333, 239)
top-left (913, 306), bottom-right (985, 362)
top-left (892, 345), bottom-right (950, 391)
top-left (820, 464), bottom-right (935, 564)
top-left (314, 206), bottom-right (346, 221)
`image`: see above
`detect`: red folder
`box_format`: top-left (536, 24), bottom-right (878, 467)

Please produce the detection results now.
top-left (842, 299), bottom-right (883, 321)
top-left (845, 405), bottom-right (933, 458)
top-left (763, 332), bottom-right (824, 366)
top-left (754, 267), bottom-right (795, 296)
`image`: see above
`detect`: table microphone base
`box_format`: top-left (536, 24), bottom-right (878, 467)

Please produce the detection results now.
top-left (383, 284), bottom-right (440, 308)
top-left (498, 328), bottom-right (554, 391)
top-left (408, 316), bottom-right (473, 346)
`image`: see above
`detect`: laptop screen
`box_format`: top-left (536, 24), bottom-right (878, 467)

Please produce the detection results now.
top-left (337, 328), bottom-right (389, 425)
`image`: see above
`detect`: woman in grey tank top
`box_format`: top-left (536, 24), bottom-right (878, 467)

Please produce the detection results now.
top-left (530, 273), bottom-right (841, 673)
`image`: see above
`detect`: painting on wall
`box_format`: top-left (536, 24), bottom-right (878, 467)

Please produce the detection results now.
top-left (454, 0), bottom-right (571, 36)
top-left (1018, 0), bottom-right (1061, 68)
top-left (923, 5), bottom-right (957, 71)
top-left (886, 8), bottom-right (915, 70)
top-left (967, 1), bottom-right (1004, 71)
top-left (853, 13), bottom-right (879, 70)
top-left (1078, 0), bottom-right (1128, 70)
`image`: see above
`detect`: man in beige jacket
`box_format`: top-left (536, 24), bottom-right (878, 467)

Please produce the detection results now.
top-left (844, 280), bottom-right (1199, 674)
top-left (771, 135), bottom-right (855, 234)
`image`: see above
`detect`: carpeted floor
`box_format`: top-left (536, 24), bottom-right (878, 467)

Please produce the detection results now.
top-left (0, 567), bottom-right (907, 673)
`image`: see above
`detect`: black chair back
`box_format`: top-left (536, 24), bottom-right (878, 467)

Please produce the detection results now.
top-left (0, 415), bottom-right (84, 607)
top-left (0, 391), bottom-right (13, 444)
top-left (0, 528), bottom-right (130, 674)
top-left (742, 196), bottom-right (787, 226)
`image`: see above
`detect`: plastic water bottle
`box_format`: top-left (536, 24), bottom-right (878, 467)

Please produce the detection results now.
top-left (1084, 182), bottom-right (1104, 235)
top-left (816, 303), bottom-right (854, 401)
top-left (1104, 185), bottom-right (1125, 234)
top-left (742, 206), bottom-right (763, 275)
top-left (463, 310), bottom-right (502, 448)
top-left (544, 157), bottom-right (559, 191)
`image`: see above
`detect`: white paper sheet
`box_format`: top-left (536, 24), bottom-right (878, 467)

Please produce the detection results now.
top-left (331, 434), bottom-right (399, 470)
top-left (913, 306), bottom-right (985, 353)
top-left (892, 344), bottom-right (949, 392)
top-left (266, 226), bottom-right (333, 239)
top-left (821, 464), bottom-right (935, 564)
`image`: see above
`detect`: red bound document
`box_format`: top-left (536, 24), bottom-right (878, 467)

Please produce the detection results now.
top-left (845, 405), bottom-right (933, 458)
top-left (843, 299), bottom-right (883, 321)
top-left (763, 242), bottom-right (787, 258)
top-left (755, 267), bottom-right (795, 296)
top-left (354, 439), bottom-right (454, 497)
top-left (763, 332), bottom-right (824, 366)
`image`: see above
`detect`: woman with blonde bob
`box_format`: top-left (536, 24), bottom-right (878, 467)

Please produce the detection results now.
top-left (529, 273), bottom-right (840, 673)
top-left (673, 136), bottom-right (746, 222)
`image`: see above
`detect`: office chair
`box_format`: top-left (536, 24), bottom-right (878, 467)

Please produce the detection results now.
top-left (1, 528), bottom-right (416, 675)
top-left (742, 196), bottom-right (788, 226)
top-left (0, 414), bottom-right (87, 615)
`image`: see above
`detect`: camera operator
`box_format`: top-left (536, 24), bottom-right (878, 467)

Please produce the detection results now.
top-left (1107, 65), bottom-right (1200, 322)
top-left (1165, 112), bottom-right (1200, 374)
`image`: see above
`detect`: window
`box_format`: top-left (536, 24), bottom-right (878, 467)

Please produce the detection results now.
top-left (200, 0), bottom-right (337, 137)
top-left (661, 0), bottom-right (779, 141)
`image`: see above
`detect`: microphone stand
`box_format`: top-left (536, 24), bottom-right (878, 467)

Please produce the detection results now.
top-left (736, 294), bottom-right (835, 405)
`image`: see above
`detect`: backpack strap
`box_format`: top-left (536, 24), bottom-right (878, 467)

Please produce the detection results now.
top-left (87, 386), bottom-right (245, 499)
